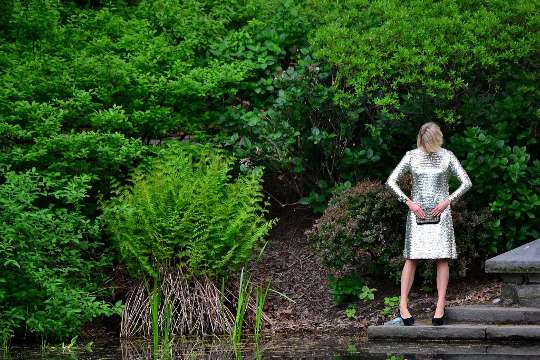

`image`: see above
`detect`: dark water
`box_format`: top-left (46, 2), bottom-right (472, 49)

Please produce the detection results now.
top-left (2, 334), bottom-right (540, 359)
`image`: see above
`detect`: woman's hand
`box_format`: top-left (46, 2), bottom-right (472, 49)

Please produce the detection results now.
top-left (406, 199), bottom-right (426, 219)
top-left (431, 198), bottom-right (450, 216)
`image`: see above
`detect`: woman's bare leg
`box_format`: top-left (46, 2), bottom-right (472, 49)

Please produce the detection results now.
top-left (435, 259), bottom-right (449, 317)
top-left (399, 259), bottom-right (417, 318)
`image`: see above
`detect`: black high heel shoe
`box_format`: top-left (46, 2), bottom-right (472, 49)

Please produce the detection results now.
top-left (432, 308), bottom-right (446, 326)
top-left (398, 310), bottom-right (415, 326)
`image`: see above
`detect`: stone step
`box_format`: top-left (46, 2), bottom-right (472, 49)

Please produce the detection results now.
top-left (367, 342), bottom-right (540, 358)
top-left (368, 323), bottom-right (540, 341)
top-left (445, 304), bottom-right (540, 324)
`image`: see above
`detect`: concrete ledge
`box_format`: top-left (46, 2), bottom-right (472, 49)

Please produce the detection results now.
top-left (368, 323), bottom-right (540, 341)
top-left (485, 239), bottom-right (540, 274)
top-left (445, 305), bottom-right (540, 324)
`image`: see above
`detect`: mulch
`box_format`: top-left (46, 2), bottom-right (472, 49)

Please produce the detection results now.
top-left (246, 205), bottom-right (503, 339)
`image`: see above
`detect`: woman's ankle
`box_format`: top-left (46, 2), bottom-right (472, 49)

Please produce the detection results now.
top-left (434, 304), bottom-right (445, 316)
top-left (399, 304), bottom-right (411, 316)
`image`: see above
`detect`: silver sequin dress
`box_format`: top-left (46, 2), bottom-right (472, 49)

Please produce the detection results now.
top-left (385, 147), bottom-right (472, 259)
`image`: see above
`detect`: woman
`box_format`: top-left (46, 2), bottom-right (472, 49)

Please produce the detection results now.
top-left (384, 121), bottom-right (472, 326)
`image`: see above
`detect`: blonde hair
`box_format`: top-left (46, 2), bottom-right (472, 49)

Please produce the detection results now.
top-left (417, 122), bottom-right (443, 153)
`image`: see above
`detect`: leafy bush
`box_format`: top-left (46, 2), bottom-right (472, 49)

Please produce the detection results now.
top-left (306, 180), bottom-right (405, 280)
top-left (327, 273), bottom-right (376, 305)
top-left (311, 0), bottom-right (538, 124)
top-left (0, 168), bottom-right (122, 341)
top-left (451, 127), bottom-right (540, 255)
top-left (382, 296), bottom-right (400, 317)
top-left (1, 132), bottom-right (150, 213)
top-left (101, 142), bottom-right (277, 280)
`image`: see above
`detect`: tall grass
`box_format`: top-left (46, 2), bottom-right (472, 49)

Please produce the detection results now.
top-left (254, 280), bottom-right (271, 343)
top-left (0, 331), bottom-right (10, 352)
top-left (162, 299), bottom-right (172, 359)
top-left (150, 280), bottom-right (160, 355)
top-left (229, 265), bottom-right (277, 350)
top-left (231, 266), bottom-right (252, 346)
top-left (144, 273), bottom-right (173, 360)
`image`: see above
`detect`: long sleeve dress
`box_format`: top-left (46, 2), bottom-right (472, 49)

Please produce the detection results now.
top-left (385, 147), bottom-right (472, 259)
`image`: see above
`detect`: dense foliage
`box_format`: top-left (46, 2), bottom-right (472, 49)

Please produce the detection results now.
top-left (0, 0), bottom-right (538, 341)
top-left (0, 168), bottom-right (122, 341)
top-left (1, 0), bottom-right (294, 341)
top-left (452, 127), bottom-right (540, 253)
top-left (101, 142), bottom-right (276, 280)
top-left (306, 0), bottom-right (540, 254)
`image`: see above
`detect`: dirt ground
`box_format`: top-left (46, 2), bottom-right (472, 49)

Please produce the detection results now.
top-left (247, 205), bottom-right (503, 339)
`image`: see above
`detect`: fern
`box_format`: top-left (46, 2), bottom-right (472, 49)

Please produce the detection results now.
top-left (100, 142), bottom-right (277, 279)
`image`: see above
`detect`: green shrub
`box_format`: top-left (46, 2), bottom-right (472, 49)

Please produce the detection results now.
top-left (382, 296), bottom-right (400, 317)
top-left (101, 142), bottom-right (277, 280)
top-left (0, 168), bottom-right (121, 341)
top-left (451, 127), bottom-right (540, 254)
top-left (306, 179), bottom-right (406, 281)
top-left (0, 131), bottom-right (150, 216)
top-left (311, 0), bottom-right (538, 124)
top-left (327, 273), bottom-right (376, 305)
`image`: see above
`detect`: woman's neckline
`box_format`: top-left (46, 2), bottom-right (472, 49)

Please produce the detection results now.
top-left (418, 147), bottom-right (443, 155)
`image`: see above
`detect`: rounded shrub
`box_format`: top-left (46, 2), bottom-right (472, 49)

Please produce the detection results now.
top-left (101, 142), bottom-right (277, 280)
top-left (306, 179), bottom-right (406, 282)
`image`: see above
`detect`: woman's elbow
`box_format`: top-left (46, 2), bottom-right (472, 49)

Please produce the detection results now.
top-left (465, 178), bottom-right (472, 191)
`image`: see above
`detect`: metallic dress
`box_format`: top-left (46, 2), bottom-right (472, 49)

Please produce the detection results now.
top-left (385, 147), bottom-right (472, 259)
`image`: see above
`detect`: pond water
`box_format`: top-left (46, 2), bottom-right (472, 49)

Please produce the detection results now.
top-left (2, 334), bottom-right (539, 359)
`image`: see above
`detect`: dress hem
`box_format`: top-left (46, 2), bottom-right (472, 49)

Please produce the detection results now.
top-left (403, 256), bottom-right (457, 260)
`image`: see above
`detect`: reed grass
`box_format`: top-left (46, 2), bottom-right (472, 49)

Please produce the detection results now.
top-left (162, 298), bottom-right (172, 359)
top-left (0, 332), bottom-right (10, 352)
top-left (253, 280), bottom-right (270, 343)
top-left (146, 272), bottom-right (177, 360)
top-left (231, 266), bottom-right (252, 346)
top-left (150, 279), bottom-right (160, 354)
top-left (122, 269), bottom-right (236, 338)
top-left (227, 265), bottom-right (274, 351)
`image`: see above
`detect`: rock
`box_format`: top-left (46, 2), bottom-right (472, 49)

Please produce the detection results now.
top-left (367, 341), bottom-right (540, 357)
top-left (486, 325), bottom-right (540, 340)
top-left (502, 283), bottom-right (540, 307)
top-left (501, 274), bottom-right (526, 284)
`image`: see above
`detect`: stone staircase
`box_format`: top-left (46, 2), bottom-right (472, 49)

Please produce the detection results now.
top-left (369, 305), bottom-right (540, 341)
top-left (368, 239), bottom-right (540, 342)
